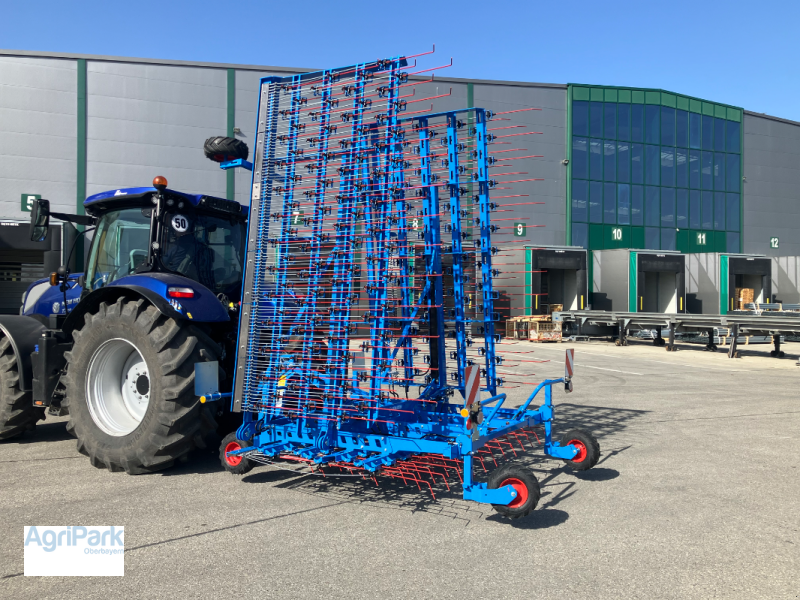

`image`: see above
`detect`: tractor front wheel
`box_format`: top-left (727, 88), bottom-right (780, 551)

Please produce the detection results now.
top-left (64, 298), bottom-right (221, 473)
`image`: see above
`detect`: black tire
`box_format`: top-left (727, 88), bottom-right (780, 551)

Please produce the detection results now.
top-left (219, 431), bottom-right (254, 475)
top-left (63, 298), bottom-right (221, 474)
top-left (560, 428), bottom-right (600, 471)
top-left (203, 136), bottom-right (249, 163)
top-left (488, 463), bottom-right (541, 519)
top-left (0, 335), bottom-right (45, 440)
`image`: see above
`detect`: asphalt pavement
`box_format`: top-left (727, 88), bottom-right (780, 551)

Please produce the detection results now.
top-left (2, 339), bottom-right (798, 599)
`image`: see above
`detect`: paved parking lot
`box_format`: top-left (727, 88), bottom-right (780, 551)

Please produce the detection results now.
top-left (2, 340), bottom-right (799, 599)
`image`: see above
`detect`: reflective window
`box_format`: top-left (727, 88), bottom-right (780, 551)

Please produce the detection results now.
top-left (714, 117), bottom-right (726, 152)
top-left (726, 154), bottom-right (740, 192)
top-left (714, 192), bottom-right (726, 230)
top-left (631, 185), bottom-right (644, 226)
top-left (604, 183), bottom-right (616, 223)
top-left (572, 179), bottom-right (588, 222)
top-left (618, 184), bottom-right (630, 225)
top-left (661, 228), bottom-right (676, 251)
top-left (617, 142), bottom-right (630, 182)
top-left (661, 188), bottom-right (675, 227)
top-left (690, 190), bottom-right (701, 229)
top-left (572, 137), bottom-right (588, 179)
top-left (590, 181), bottom-right (603, 223)
top-left (645, 145), bottom-right (660, 185)
top-left (573, 101), bottom-right (589, 137)
top-left (713, 153), bottom-right (725, 191)
top-left (702, 191), bottom-right (714, 229)
top-left (645, 105), bottom-right (660, 143)
top-left (726, 232), bottom-right (740, 253)
top-left (590, 139), bottom-right (603, 180)
top-left (604, 141), bottom-right (616, 181)
top-left (645, 186), bottom-right (660, 226)
top-left (590, 102), bottom-right (603, 137)
top-left (604, 103), bottom-right (616, 139)
top-left (573, 222), bottom-right (589, 249)
top-left (618, 104), bottom-right (631, 141)
top-left (676, 110), bottom-right (689, 147)
top-left (631, 143), bottom-right (644, 184)
top-left (677, 189), bottom-right (688, 228)
top-left (726, 121), bottom-right (740, 153)
top-left (689, 150), bottom-right (701, 189)
top-left (726, 192), bottom-right (739, 231)
top-left (661, 107), bottom-right (675, 146)
top-left (676, 148), bottom-right (688, 188)
top-left (702, 115), bottom-right (714, 149)
top-left (631, 104), bottom-right (644, 142)
top-left (689, 112), bottom-right (702, 149)
top-left (661, 147), bottom-right (675, 186)
top-left (645, 227), bottom-right (660, 250)
top-left (701, 151), bottom-right (713, 190)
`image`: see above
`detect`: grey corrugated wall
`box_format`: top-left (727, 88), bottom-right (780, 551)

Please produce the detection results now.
top-left (742, 113), bottom-right (800, 257)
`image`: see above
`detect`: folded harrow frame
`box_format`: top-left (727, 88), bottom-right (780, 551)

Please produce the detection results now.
top-left (222, 52), bottom-right (599, 515)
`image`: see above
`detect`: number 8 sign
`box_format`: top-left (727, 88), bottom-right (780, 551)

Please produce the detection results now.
top-left (513, 222), bottom-right (526, 237)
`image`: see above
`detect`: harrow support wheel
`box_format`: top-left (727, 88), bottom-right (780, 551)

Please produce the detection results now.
top-left (561, 429), bottom-right (600, 471)
top-left (488, 464), bottom-right (540, 519)
top-left (220, 432), bottom-right (254, 475)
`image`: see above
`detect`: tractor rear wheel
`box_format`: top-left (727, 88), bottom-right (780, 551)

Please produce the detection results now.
top-left (63, 298), bottom-right (221, 473)
top-left (0, 334), bottom-right (45, 439)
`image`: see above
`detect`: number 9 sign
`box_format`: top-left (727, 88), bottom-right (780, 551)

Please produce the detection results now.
top-left (513, 222), bottom-right (526, 237)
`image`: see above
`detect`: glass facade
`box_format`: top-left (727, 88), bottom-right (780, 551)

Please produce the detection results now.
top-left (569, 86), bottom-right (742, 253)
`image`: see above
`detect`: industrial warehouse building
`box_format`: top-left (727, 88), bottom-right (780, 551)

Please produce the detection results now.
top-left (1, 49), bottom-right (799, 317)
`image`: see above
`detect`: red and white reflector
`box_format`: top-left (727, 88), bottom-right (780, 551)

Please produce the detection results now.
top-left (565, 349), bottom-right (574, 393)
top-left (565, 349), bottom-right (574, 378)
top-left (167, 286), bottom-right (194, 299)
top-left (465, 366), bottom-right (480, 407)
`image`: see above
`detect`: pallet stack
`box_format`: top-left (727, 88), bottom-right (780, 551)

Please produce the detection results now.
top-left (735, 288), bottom-right (754, 310)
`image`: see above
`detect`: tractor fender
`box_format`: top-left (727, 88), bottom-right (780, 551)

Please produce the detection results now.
top-left (61, 277), bottom-right (229, 335)
top-left (0, 316), bottom-right (48, 391)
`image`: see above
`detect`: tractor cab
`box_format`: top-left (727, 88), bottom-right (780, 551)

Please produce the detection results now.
top-left (25, 176), bottom-right (248, 318)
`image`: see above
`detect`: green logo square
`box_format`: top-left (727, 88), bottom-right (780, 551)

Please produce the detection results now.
top-left (513, 222), bottom-right (526, 237)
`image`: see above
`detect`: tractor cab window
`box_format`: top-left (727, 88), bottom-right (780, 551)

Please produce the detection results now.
top-left (161, 211), bottom-right (246, 299)
top-left (86, 208), bottom-right (151, 290)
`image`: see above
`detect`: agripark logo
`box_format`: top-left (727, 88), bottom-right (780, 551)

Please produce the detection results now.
top-left (24, 526), bottom-right (124, 576)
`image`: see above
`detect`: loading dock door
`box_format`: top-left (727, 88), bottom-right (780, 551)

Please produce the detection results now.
top-left (529, 249), bottom-right (587, 314)
top-left (636, 253), bottom-right (685, 314)
top-left (727, 257), bottom-right (771, 312)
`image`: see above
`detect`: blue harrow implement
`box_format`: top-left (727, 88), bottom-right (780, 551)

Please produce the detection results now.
top-left (217, 51), bottom-right (600, 518)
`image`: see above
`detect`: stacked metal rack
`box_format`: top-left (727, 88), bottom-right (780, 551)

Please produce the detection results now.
top-left (221, 51), bottom-right (600, 518)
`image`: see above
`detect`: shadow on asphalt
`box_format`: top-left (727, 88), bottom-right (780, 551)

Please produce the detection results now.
top-left (1, 420), bottom-right (72, 444)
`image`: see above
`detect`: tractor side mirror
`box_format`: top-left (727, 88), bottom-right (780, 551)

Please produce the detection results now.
top-left (30, 199), bottom-right (51, 242)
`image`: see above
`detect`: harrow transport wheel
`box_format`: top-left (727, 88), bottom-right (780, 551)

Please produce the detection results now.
top-left (488, 464), bottom-right (540, 519)
top-left (561, 429), bottom-right (600, 471)
top-left (203, 136), bottom-right (249, 163)
top-left (63, 298), bottom-right (221, 474)
top-left (0, 334), bottom-right (45, 440)
top-left (219, 432), bottom-right (254, 475)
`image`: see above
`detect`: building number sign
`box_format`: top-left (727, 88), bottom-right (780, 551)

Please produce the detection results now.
top-left (513, 222), bottom-right (526, 237)
top-left (611, 227), bottom-right (622, 241)
top-left (770, 237), bottom-right (779, 249)
top-left (696, 232), bottom-right (707, 246)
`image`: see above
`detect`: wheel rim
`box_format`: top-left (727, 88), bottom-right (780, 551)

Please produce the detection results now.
top-left (225, 441), bottom-right (242, 466)
top-left (85, 338), bottom-right (150, 437)
top-left (568, 439), bottom-right (588, 462)
top-left (500, 477), bottom-right (528, 509)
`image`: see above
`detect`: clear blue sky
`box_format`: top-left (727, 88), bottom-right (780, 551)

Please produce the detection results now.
top-left (3, 0), bottom-right (799, 120)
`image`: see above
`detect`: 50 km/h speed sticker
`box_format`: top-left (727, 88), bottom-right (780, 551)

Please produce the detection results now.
top-left (171, 214), bottom-right (189, 233)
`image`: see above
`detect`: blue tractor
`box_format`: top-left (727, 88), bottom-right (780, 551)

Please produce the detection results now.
top-left (0, 138), bottom-right (254, 473)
